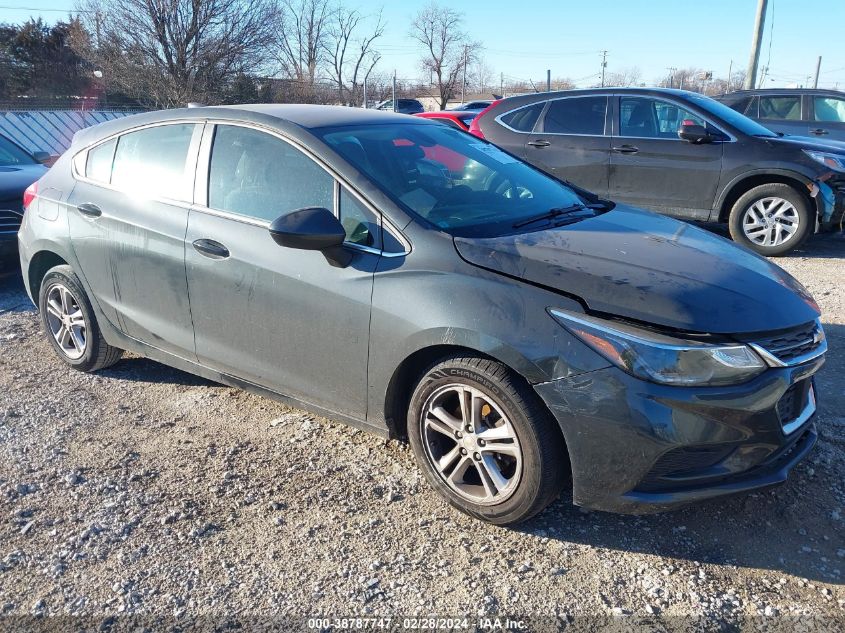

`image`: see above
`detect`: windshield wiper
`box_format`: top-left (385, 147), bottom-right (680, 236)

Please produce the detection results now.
top-left (513, 204), bottom-right (593, 228)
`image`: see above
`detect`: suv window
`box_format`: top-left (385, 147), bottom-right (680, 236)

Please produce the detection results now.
top-left (339, 187), bottom-right (380, 248)
top-left (541, 97), bottom-right (607, 135)
top-left (619, 97), bottom-right (706, 139)
top-left (85, 138), bottom-right (117, 183)
top-left (814, 97), bottom-right (845, 122)
top-left (499, 103), bottom-right (543, 132)
top-left (208, 125), bottom-right (333, 222)
top-left (759, 95), bottom-right (801, 120)
top-left (111, 124), bottom-right (196, 201)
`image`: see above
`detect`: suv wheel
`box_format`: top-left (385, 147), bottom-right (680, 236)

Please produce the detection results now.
top-left (38, 265), bottom-right (123, 372)
top-left (407, 355), bottom-right (568, 525)
top-left (728, 183), bottom-right (813, 256)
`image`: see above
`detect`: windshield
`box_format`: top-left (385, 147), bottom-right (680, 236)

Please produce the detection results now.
top-left (0, 135), bottom-right (36, 166)
top-left (686, 93), bottom-right (778, 137)
top-left (317, 123), bottom-right (591, 237)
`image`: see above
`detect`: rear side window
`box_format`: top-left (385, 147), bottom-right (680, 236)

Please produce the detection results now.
top-left (541, 97), bottom-right (607, 135)
top-left (85, 138), bottom-right (116, 183)
top-left (499, 103), bottom-right (544, 132)
top-left (208, 125), bottom-right (333, 222)
top-left (111, 124), bottom-right (196, 201)
top-left (759, 96), bottom-right (801, 120)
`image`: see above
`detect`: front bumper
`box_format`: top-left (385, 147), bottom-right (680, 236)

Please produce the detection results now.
top-left (534, 356), bottom-right (823, 514)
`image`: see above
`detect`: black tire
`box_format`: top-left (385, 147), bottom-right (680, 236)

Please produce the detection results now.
top-left (407, 355), bottom-right (568, 525)
top-left (38, 265), bottom-right (123, 372)
top-left (728, 183), bottom-right (814, 256)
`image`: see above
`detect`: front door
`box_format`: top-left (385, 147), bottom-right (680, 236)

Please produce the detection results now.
top-left (808, 94), bottom-right (845, 142)
top-left (67, 122), bottom-right (201, 358)
top-left (523, 95), bottom-right (611, 196)
top-left (757, 94), bottom-right (807, 137)
top-left (608, 96), bottom-right (723, 219)
top-left (185, 124), bottom-right (379, 419)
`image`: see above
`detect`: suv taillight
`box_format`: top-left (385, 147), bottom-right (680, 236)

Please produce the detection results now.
top-left (468, 99), bottom-right (501, 139)
top-left (23, 181), bottom-right (38, 210)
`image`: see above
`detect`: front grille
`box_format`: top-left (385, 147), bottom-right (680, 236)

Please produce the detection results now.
top-left (0, 208), bottom-right (23, 234)
top-left (776, 381), bottom-right (807, 423)
top-left (745, 321), bottom-right (824, 365)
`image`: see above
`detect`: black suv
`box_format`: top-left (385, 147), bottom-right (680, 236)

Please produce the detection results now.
top-left (472, 88), bottom-right (845, 255)
top-left (717, 88), bottom-right (845, 143)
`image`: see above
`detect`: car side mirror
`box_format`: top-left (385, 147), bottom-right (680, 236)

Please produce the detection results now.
top-left (678, 123), bottom-right (712, 144)
top-left (32, 151), bottom-right (51, 164)
top-left (268, 206), bottom-right (352, 268)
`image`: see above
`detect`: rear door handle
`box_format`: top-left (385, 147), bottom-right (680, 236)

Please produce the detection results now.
top-left (192, 239), bottom-right (230, 260)
top-left (527, 139), bottom-right (551, 148)
top-left (612, 145), bottom-right (639, 154)
top-left (810, 128), bottom-right (829, 135)
top-left (77, 203), bottom-right (102, 218)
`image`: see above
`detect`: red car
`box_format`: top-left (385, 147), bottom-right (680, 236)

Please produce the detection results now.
top-left (414, 109), bottom-right (484, 131)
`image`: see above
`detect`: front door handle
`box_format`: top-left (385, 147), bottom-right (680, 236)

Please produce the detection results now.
top-left (77, 203), bottom-right (102, 218)
top-left (612, 145), bottom-right (639, 154)
top-left (527, 139), bottom-right (551, 148)
top-left (192, 239), bottom-right (230, 260)
top-left (810, 128), bottom-right (829, 135)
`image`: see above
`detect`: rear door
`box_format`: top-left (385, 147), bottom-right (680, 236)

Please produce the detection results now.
top-left (757, 94), bottom-right (806, 137)
top-left (807, 94), bottom-right (845, 142)
top-left (608, 95), bottom-right (723, 219)
top-left (523, 96), bottom-right (611, 195)
top-left (67, 122), bottom-right (201, 358)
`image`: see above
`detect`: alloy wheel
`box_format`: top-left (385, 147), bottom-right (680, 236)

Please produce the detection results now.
top-left (741, 196), bottom-right (799, 247)
top-left (44, 283), bottom-right (87, 360)
top-left (421, 384), bottom-right (523, 505)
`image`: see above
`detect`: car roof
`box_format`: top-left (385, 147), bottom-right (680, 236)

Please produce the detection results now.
top-left (721, 88), bottom-right (845, 96)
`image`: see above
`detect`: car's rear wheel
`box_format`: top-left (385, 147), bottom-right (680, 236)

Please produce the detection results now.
top-left (38, 265), bottom-right (123, 372)
top-left (728, 183), bottom-right (814, 256)
top-left (407, 355), bottom-right (568, 525)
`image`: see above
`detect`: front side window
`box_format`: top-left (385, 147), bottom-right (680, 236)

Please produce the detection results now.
top-left (0, 135), bottom-right (36, 166)
top-left (619, 97), bottom-right (705, 139)
top-left (759, 96), bottom-right (801, 120)
top-left (339, 187), bottom-right (380, 248)
top-left (318, 123), bottom-right (589, 238)
top-left (208, 125), bottom-right (333, 222)
top-left (541, 97), bottom-right (607, 135)
top-left (814, 97), bottom-right (845, 122)
top-left (499, 103), bottom-right (544, 132)
top-left (111, 124), bottom-right (196, 201)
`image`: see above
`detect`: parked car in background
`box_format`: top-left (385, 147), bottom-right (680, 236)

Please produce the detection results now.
top-left (470, 88), bottom-right (845, 255)
top-left (0, 133), bottom-right (48, 262)
top-left (375, 98), bottom-right (424, 115)
top-left (19, 105), bottom-right (825, 523)
top-left (717, 88), bottom-right (845, 142)
top-left (415, 109), bottom-right (483, 131)
top-left (452, 100), bottom-right (493, 111)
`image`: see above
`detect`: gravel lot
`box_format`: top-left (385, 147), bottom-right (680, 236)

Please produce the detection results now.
top-left (1, 233), bottom-right (844, 630)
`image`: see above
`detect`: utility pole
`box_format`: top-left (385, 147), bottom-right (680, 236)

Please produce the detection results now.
top-left (461, 45), bottom-right (468, 105)
top-left (600, 50), bottom-right (607, 88)
top-left (392, 70), bottom-right (396, 112)
top-left (500, 72), bottom-right (504, 98)
top-left (363, 76), bottom-right (367, 108)
top-left (744, 0), bottom-right (768, 89)
top-left (667, 67), bottom-right (677, 88)
top-left (813, 56), bottom-right (822, 89)
top-left (547, 69), bottom-right (551, 92)
top-left (727, 60), bottom-right (733, 90)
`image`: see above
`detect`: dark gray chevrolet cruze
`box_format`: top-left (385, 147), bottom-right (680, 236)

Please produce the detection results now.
top-left (17, 105), bottom-right (827, 524)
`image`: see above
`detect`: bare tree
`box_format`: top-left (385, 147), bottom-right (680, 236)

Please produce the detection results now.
top-left (324, 5), bottom-right (384, 106)
top-left (410, 2), bottom-right (478, 110)
top-left (605, 66), bottom-right (642, 87)
top-left (73, 0), bottom-right (278, 108)
top-left (275, 0), bottom-right (332, 88)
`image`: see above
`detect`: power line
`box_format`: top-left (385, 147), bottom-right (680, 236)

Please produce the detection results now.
top-left (0, 5), bottom-right (93, 12)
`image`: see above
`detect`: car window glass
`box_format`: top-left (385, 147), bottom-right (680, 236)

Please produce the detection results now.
top-left (85, 138), bottom-right (116, 183)
top-left (339, 187), bottom-right (380, 248)
top-left (208, 125), bottom-right (333, 222)
top-left (759, 96), bottom-right (801, 120)
top-left (541, 97), bottom-right (606, 135)
top-left (499, 103), bottom-right (543, 132)
top-left (619, 97), bottom-right (705, 139)
top-left (0, 135), bottom-right (36, 166)
top-left (814, 97), bottom-right (845, 122)
top-left (434, 117), bottom-right (464, 130)
top-left (111, 124), bottom-right (195, 200)
top-left (743, 96), bottom-right (759, 117)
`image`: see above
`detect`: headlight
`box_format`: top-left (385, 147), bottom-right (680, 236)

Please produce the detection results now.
top-left (549, 309), bottom-right (766, 386)
top-left (803, 150), bottom-right (845, 172)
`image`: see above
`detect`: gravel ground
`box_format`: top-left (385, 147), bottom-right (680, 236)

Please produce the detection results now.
top-left (0, 233), bottom-right (844, 631)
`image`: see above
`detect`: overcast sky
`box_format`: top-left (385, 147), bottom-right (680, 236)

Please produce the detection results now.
top-left (2, 0), bottom-right (843, 90)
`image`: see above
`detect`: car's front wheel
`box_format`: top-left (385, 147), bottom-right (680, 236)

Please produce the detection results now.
top-left (407, 355), bottom-right (568, 525)
top-left (38, 265), bottom-right (123, 372)
top-left (728, 183), bottom-right (814, 256)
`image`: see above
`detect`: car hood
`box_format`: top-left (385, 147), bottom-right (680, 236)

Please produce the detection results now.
top-left (0, 164), bottom-right (47, 202)
top-left (764, 134), bottom-right (845, 154)
top-left (453, 206), bottom-right (819, 334)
